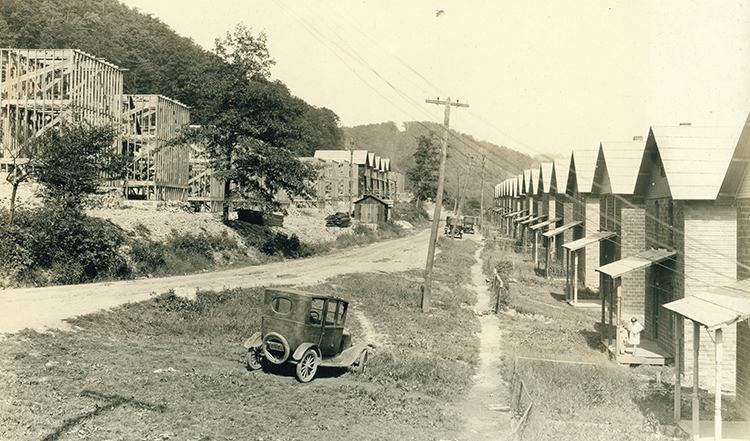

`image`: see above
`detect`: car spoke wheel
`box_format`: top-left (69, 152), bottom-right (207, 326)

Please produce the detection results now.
top-left (246, 347), bottom-right (263, 370)
top-left (262, 332), bottom-right (290, 365)
top-left (296, 348), bottom-right (318, 383)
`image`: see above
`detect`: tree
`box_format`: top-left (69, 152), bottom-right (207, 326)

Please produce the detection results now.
top-left (406, 135), bottom-right (442, 210)
top-left (31, 122), bottom-right (119, 211)
top-left (214, 23), bottom-right (275, 81)
top-left (203, 28), bottom-right (320, 220)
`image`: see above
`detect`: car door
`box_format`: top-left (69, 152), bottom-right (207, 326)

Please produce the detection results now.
top-left (319, 300), bottom-right (345, 356)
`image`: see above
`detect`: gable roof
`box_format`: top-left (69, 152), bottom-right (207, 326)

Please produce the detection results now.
top-left (553, 158), bottom-right (570, 195)
top-left (634, 122), bottom-right (750, 200)
top-left (530, 169), bottom-right (539, 195)
top-left (522, 170), bottom-right (533, 194)
top-left (596, 140), bottom-right (647, 195)
top-left (569, 150), bottom-right (599, 194)
top-left (539, 163), bottom-right (554, 194)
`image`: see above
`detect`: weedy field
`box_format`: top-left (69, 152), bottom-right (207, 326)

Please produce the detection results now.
top-left (482, 240), bottom-right (743, 441)
top-left (0, 238), bottom-right (479, 441)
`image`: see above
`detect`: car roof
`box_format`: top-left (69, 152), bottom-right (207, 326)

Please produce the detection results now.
top-left (265, 287), bottom-right (348, 304)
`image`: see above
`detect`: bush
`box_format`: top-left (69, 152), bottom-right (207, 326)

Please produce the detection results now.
top-left (0, 207), bottom-right (130, 286)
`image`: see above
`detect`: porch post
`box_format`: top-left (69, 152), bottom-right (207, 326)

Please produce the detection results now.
top-left (545, 237), bottom-right (551, 279)
top-left (693, 321), bottom-right (700, 440)
top-left (534, 230), bottom-right (539, 267)
top-left (608, 278), bottom-right (614, 349)
top-left (573, 251), bottom-right (579, 305)
top-left (565, 249), bottom-right (570, 301)
top-left (601, 279), bottom-right (607, 342)
top-left (714, 328), bottom-right (723, 441)
top-left (615, 278), bottom-right (622, 357)
top-left (672, 313), bottom-right (682, 423)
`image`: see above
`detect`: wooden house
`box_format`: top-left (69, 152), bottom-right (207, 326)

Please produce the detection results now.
top-left (531, 163), bottom-right (557, 267)
top-left (502, 176), bottom-right (525, 237)
top-left (1, 48), bottom-right (123, 171)
top-left (588, 139), bottom-right (658, 361)
top-left (354, 194), bottom-right (391, 224)
top-left (519, 169), bottom-right (544, 247)
top-left (533, 162), bottom-right (563, 276)
top-left (563, 149), bottom-right (601, 294)
top-left (605, 123), bottom-right (748, 386)
top-left (543, 155), bottom-right (580, 277)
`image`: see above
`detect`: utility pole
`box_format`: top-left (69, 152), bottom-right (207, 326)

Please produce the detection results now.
top-left (348, 139), bottom-right (354, 215)
top-left (479, 154), bottom-right (486, 232)
top-left (422, 97), bottom-right (468, 311)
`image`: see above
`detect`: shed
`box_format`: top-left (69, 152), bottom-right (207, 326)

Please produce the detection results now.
top-left (354, 195), bottom-right (391, 224)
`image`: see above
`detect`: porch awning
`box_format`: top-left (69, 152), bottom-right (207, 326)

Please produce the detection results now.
top-left (542, 221), bottom-right (582, 238)
top-left (514, 214), bottom-right (533, 223)
top-left (520, 214), bottom-right (546, 225)
top-left (530, 217), bottom-right (561, 230)
top-left (503, 209), bottom-right (527, 218)
top-left (664, 279), bottom-right (750, 331)
top-left (595, 248), bottom-right (676, 279)
top-left (563, 231), bottom-right (616, 252)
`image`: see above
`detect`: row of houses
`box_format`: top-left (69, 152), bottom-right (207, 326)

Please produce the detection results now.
top-left (492, 118), bottom-right (750, 425)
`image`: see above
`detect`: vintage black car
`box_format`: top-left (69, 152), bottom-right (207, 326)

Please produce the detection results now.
top-left (444, 215), bottom-right (463, 238)
top-left (462, 216), bottom-right (476, 234)
top-left (243, 288), bottom-right (372, 383)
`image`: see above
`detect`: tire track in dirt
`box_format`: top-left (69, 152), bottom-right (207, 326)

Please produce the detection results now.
top-left (452, 234), bottom-right (512, 441)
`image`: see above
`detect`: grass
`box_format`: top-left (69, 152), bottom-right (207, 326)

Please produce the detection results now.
top-left (0, 232), bottom-right (480, 440)
top-left (481, 239), bottom-right (690, 440)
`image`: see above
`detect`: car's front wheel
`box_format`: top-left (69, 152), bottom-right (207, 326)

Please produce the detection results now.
top-left (246, 346), bottom-right (263, 370)
top-left (295, 348), bottom-right (318, 383)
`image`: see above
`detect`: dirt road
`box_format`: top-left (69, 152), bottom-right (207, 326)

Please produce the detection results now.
top-left (0, 228), bottom-right (431, 334)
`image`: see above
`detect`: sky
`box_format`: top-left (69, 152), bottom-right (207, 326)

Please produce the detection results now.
top-left (118, 0), bottom-right (750, 158)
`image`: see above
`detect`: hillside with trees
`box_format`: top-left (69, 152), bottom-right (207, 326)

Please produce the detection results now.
top-left (0, 0), bottom-right (343, 156)
top-left (343, 121), bottom-right (535, 209)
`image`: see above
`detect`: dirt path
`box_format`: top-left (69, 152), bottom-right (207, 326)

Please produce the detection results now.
top-left (0, 229), bottom-right (431, 335)
top-left (453, 233), bottom-right (512, 441)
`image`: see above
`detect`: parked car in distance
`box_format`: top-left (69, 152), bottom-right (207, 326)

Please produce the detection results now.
top-left (444, 215), bottom-right (463, 238)
top-left (243, 288), bottom-right (372, 383)
top-left (462, 216), bottom-right (476, 234)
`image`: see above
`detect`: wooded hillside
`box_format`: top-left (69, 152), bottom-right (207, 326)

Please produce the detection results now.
top-left (343, 121), bottom-right (535, 204)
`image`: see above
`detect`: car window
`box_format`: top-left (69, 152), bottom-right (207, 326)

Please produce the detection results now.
top-left (271, 297), bottom-right (292, 315)
top-left (336, 302), bottom-right (347, 326)
top-left (325, 301), bottom-right (336, 325)
top-left (310, 298), bottom-right (325, 325)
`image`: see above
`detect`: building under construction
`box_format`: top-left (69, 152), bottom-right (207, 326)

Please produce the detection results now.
top-left (0, 48), bottom-right (192, 203)
top-left (0, 48), bottom-right (123, 172)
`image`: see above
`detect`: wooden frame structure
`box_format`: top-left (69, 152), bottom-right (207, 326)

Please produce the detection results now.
top-left (121, 94), bottom-right (190, 201)
top-left (1, 48), bottom-right (123, 166)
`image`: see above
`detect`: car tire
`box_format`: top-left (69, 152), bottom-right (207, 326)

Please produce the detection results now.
top-left (352, 349), bottom-right (368, 374)
top-left (295, 348), bottom-right (318, 383)
top-left (262, 332), bottom-right (290, 365)
top-left (246, 346), bottom-right (263, 370)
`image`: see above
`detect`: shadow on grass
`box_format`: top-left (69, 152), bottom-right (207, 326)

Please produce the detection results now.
top-left (252, 361), bottom-right (352, 382)
top-left (548, 290), bottom-right (566, 303)
top-left (42, 390), bottom-right (166, 441)
top-left (578, 326), bottom-right (607, 353)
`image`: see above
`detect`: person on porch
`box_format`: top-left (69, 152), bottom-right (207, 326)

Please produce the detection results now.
top-left (628, 317), bottom-right (643, 355)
